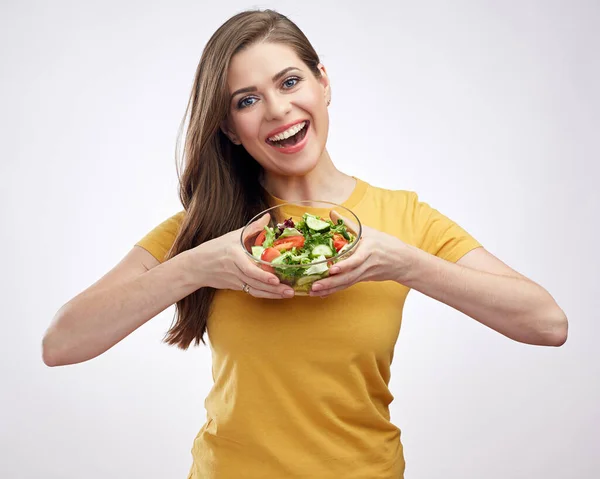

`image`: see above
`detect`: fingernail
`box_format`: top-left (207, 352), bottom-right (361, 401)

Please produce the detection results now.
top-left (283, 289), bottom-right (295, 297)
top-left (329, 267), bottom-right (340, 274)
top-left (312, 284), bottom-right (323, 291)
top-left (269, 278), bottom-right (280, 285)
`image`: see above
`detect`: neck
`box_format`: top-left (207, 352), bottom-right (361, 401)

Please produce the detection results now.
top-left (261, 149), bottom-right (356, 204)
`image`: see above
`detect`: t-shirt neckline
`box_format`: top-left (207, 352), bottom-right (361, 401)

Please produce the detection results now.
top-left (263, 176), bottom-right (368, 216)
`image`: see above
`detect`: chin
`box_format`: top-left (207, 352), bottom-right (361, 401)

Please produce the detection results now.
top-left (252, 140), bottom-right (324, 177)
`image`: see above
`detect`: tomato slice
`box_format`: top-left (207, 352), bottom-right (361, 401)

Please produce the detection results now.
top-left (332, 234), bottom-right (348, 252)
top-left (260, 247), bottom-right (281, 273)
top-left (255, 229), bottom-right (267, 246)
top-left (273, 235), bottom-right (305, 252)
top-left (261, 247), bottom-right (281, 263)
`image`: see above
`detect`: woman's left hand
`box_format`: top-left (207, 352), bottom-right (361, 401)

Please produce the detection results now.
top-left (309, 211), bottom-right (415, 297)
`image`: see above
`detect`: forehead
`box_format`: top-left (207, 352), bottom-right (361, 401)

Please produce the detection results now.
top-left (227, 42), bottom-right (304, 90)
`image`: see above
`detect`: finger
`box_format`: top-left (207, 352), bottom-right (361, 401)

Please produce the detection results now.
top-left (236, 262), bottom-right (294, 297)
top-left (255, 211), bottom-right (271, 226)
top-left (310, 271), bottom-right (361, 296)
top-left (329, 210), bottom-right (360, 236)
top-left (238, 255), bottom-right (283, 286)
top-left (248, 212), bottom-right (271, 233)
top-left (241, 212), bottom-right (271, 250)
top-left (312, 260), bottom-right (369, 293)
top-left (240, 282), bottom-right (294, 299)
top-left (309, 282), bottom-right (350, 297)
top-left (328, 241), bottom-right (367, 275)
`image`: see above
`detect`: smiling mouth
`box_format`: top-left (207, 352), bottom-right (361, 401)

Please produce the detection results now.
top-left (266, 121), bottom-right (309, 148)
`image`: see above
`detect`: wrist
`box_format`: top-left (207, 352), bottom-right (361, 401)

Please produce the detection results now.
top-left (176, 247), bottom-right (208, 290)
top-left (392, 242), bottom-right (425, 284)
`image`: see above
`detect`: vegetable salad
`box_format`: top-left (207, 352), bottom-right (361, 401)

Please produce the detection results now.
top-left (250, 213), bottom-right (357, 293)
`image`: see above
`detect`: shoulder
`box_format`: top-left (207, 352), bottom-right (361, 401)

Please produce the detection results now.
top-left (142, 210), bottom-right (186, 238)
top-left (135, 210), bottom-right (186, 263)
top-left (158, 210), bottom-right (186, 231)
top-left (358, 179), bottom-right (419, 211)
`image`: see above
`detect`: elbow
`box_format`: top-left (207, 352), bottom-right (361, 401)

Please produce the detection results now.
top-left (42, 331), bottom-right (64, 367)
top-left (539, 309), bottom-right (569, 347)
top-left (511, 308), bottom-right (568, 347)
top-left (42, 342), bottom-right (58, 367)
top-left (547, 316), bottom-right (568, 347)
top-left (42, 313), bottom-right (101, 367)
top-left (42, 329), bottom-right (86, 367)
top-left (42, 308), bottom-right (67, 367)
top-left (43, 354), bottom-right (60, 368)
top-left (42, 306), bottom-right (74, 367)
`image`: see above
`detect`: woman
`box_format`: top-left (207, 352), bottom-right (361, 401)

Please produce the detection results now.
top-left (42, 9), bottom-right (568, 478)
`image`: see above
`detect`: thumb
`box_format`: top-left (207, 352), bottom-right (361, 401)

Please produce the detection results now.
top-left (251, 212), bottom-right (271, 229)
top-left (244, 212), bottom-right (270, 233)
top-left (329, 210), bottom-right (360, 236)
top-left (240, 212), bottom-right (271, 250)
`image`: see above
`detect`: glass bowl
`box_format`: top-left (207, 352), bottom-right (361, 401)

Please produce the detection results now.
top-left (240, 200), bottom-right (362, 295)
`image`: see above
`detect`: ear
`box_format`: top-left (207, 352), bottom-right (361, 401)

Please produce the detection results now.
top-left (317, 63), bottom-right (331, 106)
top-left (220, 120), bottom-right (241, 145)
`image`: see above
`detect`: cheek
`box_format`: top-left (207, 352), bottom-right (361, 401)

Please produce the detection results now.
top-left (298, 87), bottom-right (324, 112)
top-left (234, 113), bottom-right (262, 140)
top-left (294, 91), bottom-right (328, 136)
top-left (308, 97), bottom-right (329, 137)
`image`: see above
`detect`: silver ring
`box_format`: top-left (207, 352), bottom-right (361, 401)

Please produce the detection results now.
top-left (242, 283), bottom-right (251, 294)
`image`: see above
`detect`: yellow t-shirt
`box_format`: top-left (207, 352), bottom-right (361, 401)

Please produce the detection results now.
top-left (136, 178), bottom-right (482, 478)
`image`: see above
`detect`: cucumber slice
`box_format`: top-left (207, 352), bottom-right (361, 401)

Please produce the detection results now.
top-left (311, 244), bottom-right (334, 258)
top-left (251, 246), bottom-right (265, 259)
top-left (296, 274), bottom-right (323, 286)
top-left (305, 215), bottom-right (330, 231)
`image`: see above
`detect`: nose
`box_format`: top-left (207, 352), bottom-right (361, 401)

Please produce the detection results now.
top-left (264, 92), bottom-right (292, 121)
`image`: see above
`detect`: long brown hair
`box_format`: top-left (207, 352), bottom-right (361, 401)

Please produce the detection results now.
top-left (162, 9), bottom-right (324, 348)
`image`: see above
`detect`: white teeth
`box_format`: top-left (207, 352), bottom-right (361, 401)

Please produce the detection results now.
top-left (268, 121), bottom-right (306, 142)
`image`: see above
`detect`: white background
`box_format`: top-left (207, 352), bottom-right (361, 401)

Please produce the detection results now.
top-left (1, 0), bottom-right (598, 477)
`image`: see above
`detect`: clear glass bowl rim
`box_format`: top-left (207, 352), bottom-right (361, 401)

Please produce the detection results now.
top-left (239, 200), bottom-right (362, 268)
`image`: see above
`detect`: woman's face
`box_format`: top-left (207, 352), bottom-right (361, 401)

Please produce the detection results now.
top-left (222, 42), bottom-right (330, 177)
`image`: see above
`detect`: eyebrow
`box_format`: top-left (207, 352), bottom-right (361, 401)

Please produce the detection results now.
top-left (230, 66), bottom-right (302, 101)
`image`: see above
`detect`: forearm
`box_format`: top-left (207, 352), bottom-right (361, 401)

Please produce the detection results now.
top-left (43, 250), bottom-right (201, 366)
top-left (398, 245), bottom-right (567, 346)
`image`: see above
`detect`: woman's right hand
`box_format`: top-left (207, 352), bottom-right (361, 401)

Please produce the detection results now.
top-left (186, 213), bottom-right (295, 299)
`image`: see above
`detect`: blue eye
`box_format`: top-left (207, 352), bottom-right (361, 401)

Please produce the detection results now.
top-left (236, 76), bottom-right (303, 110)
top-left (237, 97), bottom-right (257, 109)
top-left (283, 76), bottom-right (301, 89)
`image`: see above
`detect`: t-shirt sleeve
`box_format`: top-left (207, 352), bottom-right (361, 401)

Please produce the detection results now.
top-left (408, 192), bottom-right (482, 263)
top-left (135, 211), bottom-right (186, 263)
